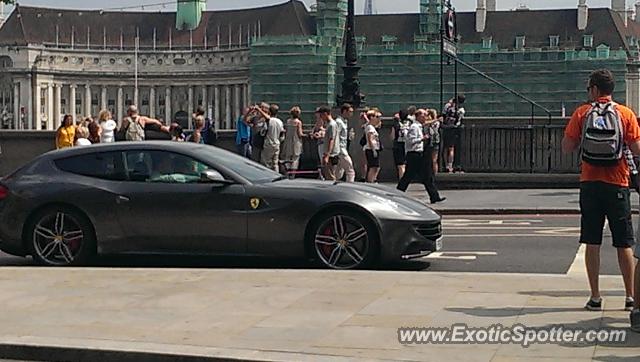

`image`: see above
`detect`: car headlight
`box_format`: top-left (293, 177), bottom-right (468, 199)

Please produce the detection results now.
top-left (355, 191), bottom-right (421, 217)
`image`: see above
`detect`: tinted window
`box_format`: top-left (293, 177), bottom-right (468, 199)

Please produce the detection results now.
top-left (195, 147), bottom-right (281, 183)
top-left (124, 150), bottom-right (211, 184)
top-left (55, 152), bottom-right (126, 181)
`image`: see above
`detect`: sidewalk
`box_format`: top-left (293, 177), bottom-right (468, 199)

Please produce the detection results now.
top-left (0, 267), bottom-right (637, 361)
top-left (394, 186), bottom-right (640, 214)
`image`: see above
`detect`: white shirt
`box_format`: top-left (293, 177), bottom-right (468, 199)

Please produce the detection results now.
top-left (264, 117), bottom-right (284, 149)
top-left (75, 138), bottom-right (92, 146)
top-left (100, 119), bottom-right (117, 143)
top-left (363, 124), bottom-right (380, 151)
top-left (404, 120), bottom-right (424, 153)
top-left (335, 116), bottom-right (349, 156)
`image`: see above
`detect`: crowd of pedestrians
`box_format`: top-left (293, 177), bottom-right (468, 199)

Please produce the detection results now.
top-left (55, 105), bottom-right (217, 149)
top-left (230, 101), bottom-right (454, 204)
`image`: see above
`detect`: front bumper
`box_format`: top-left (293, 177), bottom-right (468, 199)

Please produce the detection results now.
top-left (378, 218), bottom-right (443, 262)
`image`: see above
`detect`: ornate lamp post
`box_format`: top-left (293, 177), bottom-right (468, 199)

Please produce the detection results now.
top-left (336, 0), bottom-right (364, 108)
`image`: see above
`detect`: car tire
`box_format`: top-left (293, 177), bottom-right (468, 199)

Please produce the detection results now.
top-left (310, 210), bottom-right (379, 270)
top-left (28, 206), bottom-right (96, 266)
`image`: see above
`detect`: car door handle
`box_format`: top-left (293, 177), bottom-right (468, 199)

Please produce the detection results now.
top-left (116, 195), bottom-right (130, 204)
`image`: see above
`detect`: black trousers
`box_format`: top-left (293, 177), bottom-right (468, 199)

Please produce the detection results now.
top-left (397, 151), bottom-right (441, 202)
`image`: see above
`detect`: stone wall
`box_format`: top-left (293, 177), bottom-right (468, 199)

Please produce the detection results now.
top-left (0, 117), bottom-right (578, 180)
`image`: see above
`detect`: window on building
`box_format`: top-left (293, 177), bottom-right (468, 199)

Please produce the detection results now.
top-left (482, 37), bottom-right (493, 49)
top-left (627, 36), bottom-right (638, 47)
top-left (583, 35), bottom-right (594, 47)
top-left (515, 36), bottom-right (526, 49)
top-left (549, 35), bottom-right (560, 48)
top-left (596, 44), bottom-right (610, 59)
top-left (382, 35), bottom-right (397, 51)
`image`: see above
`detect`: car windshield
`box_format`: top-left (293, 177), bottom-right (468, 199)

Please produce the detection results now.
top-left (196, 146), bottom-right (282, 183)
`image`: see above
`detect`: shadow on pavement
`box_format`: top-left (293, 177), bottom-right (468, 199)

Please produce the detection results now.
top-left (0, 254), bottom-right (433, 271)
top-left (519, 290), bottom-right (627, 297)
top-left (445, 306), bottom-right (585, 317)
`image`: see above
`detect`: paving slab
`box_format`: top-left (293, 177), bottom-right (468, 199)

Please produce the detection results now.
top-left (0, 267), bottom-right (638, 361)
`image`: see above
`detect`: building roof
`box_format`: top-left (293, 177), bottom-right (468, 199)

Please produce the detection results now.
top-left (0, 0), bottom-right (314, 48)
top-left (1, 1), bottom-right (638, 53)
top-left (353, 8), bottom-right (635, 51)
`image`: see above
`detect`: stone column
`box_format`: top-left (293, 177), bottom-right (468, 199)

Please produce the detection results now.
top-left (34, 83), bottom-right (42, 130)
top-left (187, 86), bottom-right (194, 129)
top-left (214, 85), bottom-right (220, 129)
top-left (243, 83), bottom-right (249, 108)
top-left (233, 84), bottom-right (241, 128)
top-left (117, 86), bottom-right (124, 122)
top-left (149, 86), bottom-right (156, 119)
top-left (54, 84), bottom-right (62, 129)
top-left (13, 82), bottom-right (20, 129)
top-left (247, 82), bottom-right (252, 105)
top-left (47, 83), bottom-right (54, 130)
top-left (165, 86), bottom-right (172, 125)
top-left (84, 84), bottom-right (91, 118)
top-left (69, 84), bottom-right (77, 125)
top-left (201, 85), bottom-right (207, 112)
top-left (225, 85), bottom-right (231, 130)
top-left (626, 66), bottom-right (640, 115)
top-left (101, 86), bottom-right (108, 111)
top-left (13, 83), bottom-right (23, 129)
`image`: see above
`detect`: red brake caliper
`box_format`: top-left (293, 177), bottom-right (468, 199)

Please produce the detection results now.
top-left (321, 226), bottom-right (334, 256)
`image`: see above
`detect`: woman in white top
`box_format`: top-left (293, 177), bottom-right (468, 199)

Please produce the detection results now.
top-left (75, 126), bottom-right (92, 146)
top-left (98, 110), bottom-right (117, 143)
top-left (364, 110), bottom-right (382, 183)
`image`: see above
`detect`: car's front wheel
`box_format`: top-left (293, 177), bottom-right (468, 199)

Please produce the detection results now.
top-left (312, 210), bottom-right (378, 269)
top-left (28, 206), bottom-right (96, 266)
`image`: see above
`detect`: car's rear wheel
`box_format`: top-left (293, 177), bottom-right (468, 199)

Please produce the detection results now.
top-left (28, 207), bottom-right (95, 266)
top-left (312, 211), bottom-right (378, 270)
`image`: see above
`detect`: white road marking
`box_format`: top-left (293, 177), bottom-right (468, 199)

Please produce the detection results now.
top-left (425, 251), bottom-right (497, 261)
top-left (445, 226), bottom-right (580, 230)
top-left (443, 219), bottom-right (543, 227)
top-left (567, 244), bottom-right (586, 277)
top-left (446, 234), bottom-right (579, 238)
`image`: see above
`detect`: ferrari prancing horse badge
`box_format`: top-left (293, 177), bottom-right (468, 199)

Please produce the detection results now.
top-left (250, 198), bottom-right (260, 210)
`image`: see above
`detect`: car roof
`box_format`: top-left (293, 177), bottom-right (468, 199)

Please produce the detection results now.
top-left (40, 141), bottom-right (216, 160)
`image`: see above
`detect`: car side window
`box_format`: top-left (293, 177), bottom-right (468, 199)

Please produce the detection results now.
top-left (55, 152), bottom-right (126, 181)
top-left (124, 150), bottom-right (212, 184)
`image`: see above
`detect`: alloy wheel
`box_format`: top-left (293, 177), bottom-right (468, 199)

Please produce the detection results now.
top-left (32, 212), bottom-right (84, 266)
top-left (314, 215), bottom-right (369, 269)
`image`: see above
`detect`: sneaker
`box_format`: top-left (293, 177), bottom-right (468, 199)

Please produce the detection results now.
top-left (631, 309), bottom-right (640, 332)
top-left (431, 197), bottom-right (447, 204)
top-left (625, 297), bottom-right (635, 312)
top-left (585, 297), bottom-right (602, 311)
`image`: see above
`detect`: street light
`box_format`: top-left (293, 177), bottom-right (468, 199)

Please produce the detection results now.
top-left (336, 0), bottom-right (364, 108)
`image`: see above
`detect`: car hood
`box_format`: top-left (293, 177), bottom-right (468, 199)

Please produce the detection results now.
top-left (270, 179), bottom-right (435, 214)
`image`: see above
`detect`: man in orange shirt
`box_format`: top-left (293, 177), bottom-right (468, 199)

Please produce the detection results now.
top-left (562, 69), bottom-right (640, 319)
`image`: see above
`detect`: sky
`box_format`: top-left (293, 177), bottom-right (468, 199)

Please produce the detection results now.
top-left (1, 0), bottom-right (617, 14)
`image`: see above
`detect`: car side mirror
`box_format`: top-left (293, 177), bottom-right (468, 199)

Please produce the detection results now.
top-left (201, 170), bottom-right (233, 185)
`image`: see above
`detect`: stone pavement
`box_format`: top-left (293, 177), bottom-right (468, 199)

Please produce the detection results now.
top-left (0, 267), bottom-right (638, 361)
top-left (396, 186), bottom-right (640, 214)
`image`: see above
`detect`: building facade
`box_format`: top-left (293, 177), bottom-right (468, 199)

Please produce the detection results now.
top-left (1, 0), bottom-right (640, 130)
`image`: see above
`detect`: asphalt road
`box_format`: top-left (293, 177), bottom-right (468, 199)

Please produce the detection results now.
top-left (0, 214), bottom-right (632, 276)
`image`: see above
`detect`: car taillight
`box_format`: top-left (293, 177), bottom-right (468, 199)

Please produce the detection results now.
top-left (0, 185), bottom-right (8, 200)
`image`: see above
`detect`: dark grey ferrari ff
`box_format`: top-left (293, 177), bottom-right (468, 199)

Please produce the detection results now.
top-left (0, 142), bottom-right (442, 269)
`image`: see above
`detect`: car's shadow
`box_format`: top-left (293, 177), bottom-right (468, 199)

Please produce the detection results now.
top-left (0, 254), bottom-right (432, 271)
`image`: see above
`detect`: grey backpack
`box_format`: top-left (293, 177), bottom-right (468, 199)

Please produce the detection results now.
top-left (125, 117), bottom-right (145, 141)
top-left (581, 102), bottom-right (623, 166)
